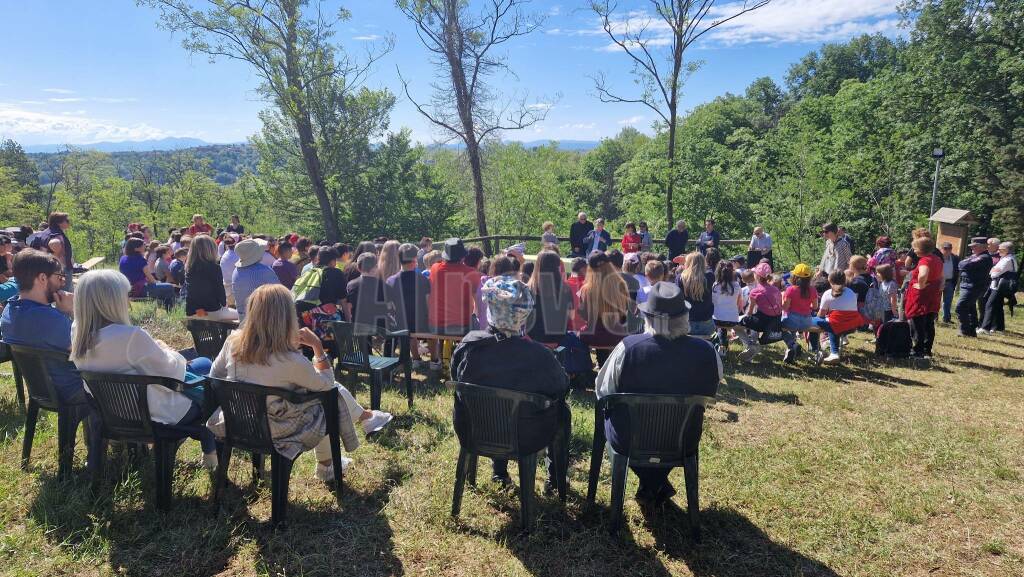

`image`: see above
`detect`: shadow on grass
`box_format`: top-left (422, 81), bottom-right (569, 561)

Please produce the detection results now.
top-left (221, 458), bottom-right (406, 577)
top-left (0, 392), bottom-right (25, 441)
top-left (644, 505), bottom-right (841, 577)
top-left (27, 458), bottom-right (239, 577)
top-left (942, 358), bottom-right (1024, 378)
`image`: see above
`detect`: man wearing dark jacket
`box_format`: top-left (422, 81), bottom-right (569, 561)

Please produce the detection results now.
top-left (955, 237), bottom-right (993, 337)
top-left (665, 220), bottom-right (689, 260)
top-left (569, 212), bottom-right (594, 258)
top-left (451, 276), bottom-right (569, 489)
top-left (596, 282), bottom-right (720, 505)
top-left (939, 241), bottom-right (960, 324)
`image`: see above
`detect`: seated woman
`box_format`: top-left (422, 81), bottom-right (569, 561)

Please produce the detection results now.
top-left (70, 270), bottom-right (217, 469)
top-left (526, 250), bottom-right (574, 344)
top-left (578, 252), bottom-right (629, 366)
top-left (206, 284), bottom-right (392, 481)
top-left (780, 263), bottom-right (823, 363)
top-left (816, 270), bottom-right (865, 364)
top-left (119, 237), bottom-right (176, 309)
top-left (184, 235), bottom-right (238, 321)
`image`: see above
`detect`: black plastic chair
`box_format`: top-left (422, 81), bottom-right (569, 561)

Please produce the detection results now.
top-left (186, 318), bottom-right (236, 360)
top-left (330, 321), bottom-right (410, 410)
top-left (449, 381), bottom-right (569, 532)
top-left (8, 344), bottom-right (92, 479)
top-left (0, 340), bottom-right (26, 408)
top-left (586, 393), bottom-right (714, 538)
top-left (208, 378), bottom-right (343, 529)
top-left (79, 371), bottom-right (208, 510)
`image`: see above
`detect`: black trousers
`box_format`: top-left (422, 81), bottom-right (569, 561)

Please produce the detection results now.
top-left (981, 286), bottom-right (1008, 331)
top-left (910, 313), bottom-right (936, 355)
top-left (956, 289), bottom-right (984, 336)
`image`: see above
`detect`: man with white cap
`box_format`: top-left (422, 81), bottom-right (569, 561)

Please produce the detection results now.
top-left (955, 236), bottom-right (993, 337)
top-left (450, 276), bottom-right (569, 489)
top-left (596, 281), bottom-right (721, 505)
top-left (231, 238), bottom-right (281, 322)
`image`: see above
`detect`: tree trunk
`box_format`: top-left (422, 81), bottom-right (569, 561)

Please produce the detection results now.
top-left (666, 118), bottom-right (677, 228)
top-left (295, 116), bottom-right (341, 243)
top-left (466, 137), bottom-right (491, 255)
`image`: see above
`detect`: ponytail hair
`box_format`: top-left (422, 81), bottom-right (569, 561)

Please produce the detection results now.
top-left (828, 270), bottom-right (847, 298)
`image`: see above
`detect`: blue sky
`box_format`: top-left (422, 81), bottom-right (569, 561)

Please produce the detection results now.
top-left (0, 0), bottom-right (904, 147)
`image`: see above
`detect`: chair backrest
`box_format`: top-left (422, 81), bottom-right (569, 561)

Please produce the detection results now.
top-left (79, 372), bottom-right (181, 440)
top-left (602, 393), bottom-right (714, 465)
top-left (451, 381), bottom-right (558, 459)
top-left (626, 306), bottom-right (645, 335)
top-left (186, 319), bottom-right (235, 360)
top-left (7, 344), bottom-right (75, 409)
top-left (330, 321), bottom-right (374, 369)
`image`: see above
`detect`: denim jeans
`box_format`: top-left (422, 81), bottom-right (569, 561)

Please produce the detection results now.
top-left (942, 279), bottom-right (956, 322)
top-left (145, 282), bottom-right (176, 309)
top-left (782, 313), bottom-right (824, 352)
top-left (688, 319), bottom-right (716, 337)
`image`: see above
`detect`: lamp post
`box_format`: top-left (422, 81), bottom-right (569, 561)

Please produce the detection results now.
top-left (929, 148), bottom-right (944, 232)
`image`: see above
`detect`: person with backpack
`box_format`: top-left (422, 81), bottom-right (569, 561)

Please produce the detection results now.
top-left (980, 241), bottom-right (1018, 334)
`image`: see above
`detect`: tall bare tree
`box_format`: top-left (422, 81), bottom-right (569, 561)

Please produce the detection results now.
top-left (591, 0), bottom-right (769, 227)
top-left (396, 0), bottom-right (549, 251)
top-left (141, 0), bottom-right (390, 242)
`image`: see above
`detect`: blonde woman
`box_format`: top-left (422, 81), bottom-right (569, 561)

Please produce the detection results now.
top-left (70, 270), bottom-right (218, 469)
top-left (185, 235), bottom-right (238, 321)
top-left (678, 252), bottom-right (715, 336)
top-left (377, 240), bottom-right (402, 281)
top-left (578, 252), bottom-right (629, 364)
top-left (206, 284), bottom-right (392, 481)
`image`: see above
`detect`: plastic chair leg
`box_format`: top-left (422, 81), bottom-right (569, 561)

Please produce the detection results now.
top-left (586, 406), bottom-right (605, 503)
top-left (684, 453), bottom-right (701, 542)
top-left (21, 400), bottom-right (39, 470)
top-left (608, 451), bottom-right (628, 534)
top-left (213, 442), bottom-right (233, 507)
top-left (251, 452), bottom-right (264, 485)
top-left (12, 361), bottom-right (25, 409)
top-left (269, 452), bottom-right (294, 529)
top-left (369, 371), bottom-right (382, 410)
top-left (154, 438), bottom-right (181, 511)
top-left (56, 406), bottom-right (80, 480)
top-left (519, 453), bottom-right (538, 532)
top-left (89, 433), bottom-right (107, 490)
top-left (467, 454), bottom-right (478, 487)
top-left (555, 426), bottom-right (569, 503)
top-left (452, 447), bottom-right (470, 517)
top-left (403, 343), bottom-right (414, 409)
top-left (328, 429), bottom-right (344, 505)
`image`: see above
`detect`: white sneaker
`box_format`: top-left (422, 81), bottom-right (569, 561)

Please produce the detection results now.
top-left (362, 410), bottom-right (393, 435)
top-left (315, 456), bottom-right (353, 481)
top-left (202, 452), bottom-right (218, 471)
top-left (823, 353), bottom-right (841, 365)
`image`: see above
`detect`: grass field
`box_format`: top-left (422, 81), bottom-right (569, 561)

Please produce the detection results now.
top-left (1, 301), bottom-right (1022, 577)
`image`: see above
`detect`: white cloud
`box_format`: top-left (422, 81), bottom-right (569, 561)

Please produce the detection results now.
top-left (92, 97), bottom-right (139, 104)
top-left (558, 122), bottom-right (597, 130)
top-left (528, 102), bottom-right (553, 111)
top-left (42, 88), bottom-right (75, 94)
top-left (0, 103), bottom-right (178, 144)
top-left (48, 97), bottom-right (85, 103)
top-left (18, 100), bottom-right (45, 105)
top-left (353, 34), bottom-right (380, 41)
top-left (547, 5), bottom-right (561, 17)
top-left (617, 115), bottom-right (645, 125)
top-left (580, 0), bottom-right (901, 50)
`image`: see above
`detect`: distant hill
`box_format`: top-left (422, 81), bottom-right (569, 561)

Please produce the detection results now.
top-left (430, 139), bottom-right (601, 152)
top-left (23, 137), bottom-right (217, 154)
top-left (29, 143), bottom-right (259, 186)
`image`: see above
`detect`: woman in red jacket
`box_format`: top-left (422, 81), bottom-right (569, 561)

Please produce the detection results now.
top-left (904, 236), bottom-right (943, 358)
top-left (621, 222), bottom-right (642, 254)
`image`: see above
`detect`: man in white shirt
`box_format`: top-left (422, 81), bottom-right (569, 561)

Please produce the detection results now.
top-left (219, 235), bottom-right (239, 307)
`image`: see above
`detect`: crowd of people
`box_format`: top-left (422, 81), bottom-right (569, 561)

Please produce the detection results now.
top-left (0, 210), bottom-right (1019, 507)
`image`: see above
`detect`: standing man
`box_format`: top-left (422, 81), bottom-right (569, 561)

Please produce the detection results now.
top-left (939, 241), bottom-right (959, 323)
top-left (696, 219), bottom-right (720, 256)
top-left (955, 237), bottom-right (993, 337)
top-left (665, 220), bottom-right (689, 260)
top-left (569, 212), bottom-right (594, 258)
top-left (595, 282), bottom-right (720, 505)
top-left (819, 222), bottom-right (852, 276)
top-left (582, 218), bottom-right (611, 255)
top-left (838, 226), bottom-right (855, 255)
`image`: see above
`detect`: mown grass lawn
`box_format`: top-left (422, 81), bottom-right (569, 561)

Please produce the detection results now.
top-left (1, 301), bottom-right (1022, 577)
